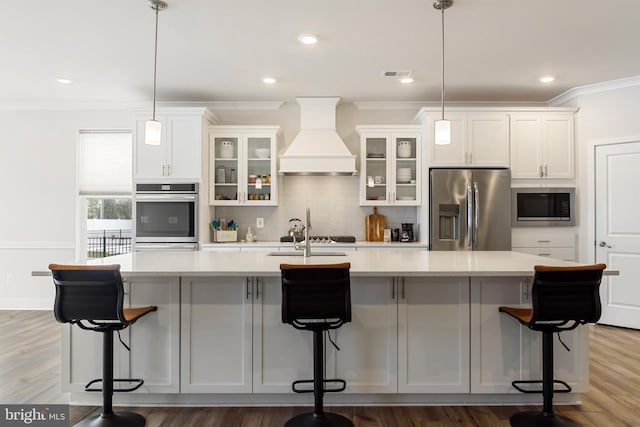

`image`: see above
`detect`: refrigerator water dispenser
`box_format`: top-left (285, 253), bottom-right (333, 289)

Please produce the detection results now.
top-left (438, 204), bottom-right (460, 240)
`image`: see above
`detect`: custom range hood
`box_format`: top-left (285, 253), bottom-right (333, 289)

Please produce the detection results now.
top-left (279, 97), bottom-right (357, 175)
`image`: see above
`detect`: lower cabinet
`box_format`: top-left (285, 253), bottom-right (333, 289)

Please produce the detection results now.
top-left (397, 277), bottom-right (470, 393)
top-left (470, 276), bottom-right (587, 393)
top-left (327, 277), bottom-right (398, 393)
top-left (252, 276), bottom-right (313, 393)
top-left (63, 276), bottom-right (180, 393)
top-left (180, 276), bottom-right (253, 392)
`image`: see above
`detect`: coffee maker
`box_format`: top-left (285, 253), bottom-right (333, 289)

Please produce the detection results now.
top-left (400, 223), bottom-right (414, 242)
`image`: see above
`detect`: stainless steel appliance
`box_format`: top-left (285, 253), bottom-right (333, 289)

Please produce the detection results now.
top-left (511, 187), bottom-right (575, 227)
top-left (134, 183), bottom-right (198, 251)
top-left (430, 168), bottom-right (511, 250)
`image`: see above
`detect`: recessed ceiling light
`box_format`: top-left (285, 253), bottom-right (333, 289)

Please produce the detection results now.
top-left (400, 77), bottom-right (414, 84)
top-left (262, 77), bottom-right (276, 84)
top-left (298, 34), bottom-right (318, 45)
top-left (539, 76), bottom-right (555, 83)
top-left (57, 78), bottom-right (73, 84)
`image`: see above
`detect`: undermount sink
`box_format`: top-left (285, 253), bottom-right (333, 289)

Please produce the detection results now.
top-left (266, 251), bottom-right (347, 257)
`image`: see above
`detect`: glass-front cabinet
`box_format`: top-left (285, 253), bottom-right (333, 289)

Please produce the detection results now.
top-left (356, 125), bottom-right (422, 206)
top-left (209, 126), bottom-right (280, 206)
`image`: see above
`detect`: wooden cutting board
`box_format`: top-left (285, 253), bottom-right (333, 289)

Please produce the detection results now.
top-left (365, 207), bottom-right (386, 241)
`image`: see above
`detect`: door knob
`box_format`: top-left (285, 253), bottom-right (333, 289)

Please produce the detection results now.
top-left (598, 241), bottom-right (612, 248)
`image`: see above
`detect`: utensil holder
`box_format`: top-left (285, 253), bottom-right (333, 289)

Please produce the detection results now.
top-left (213, 230), bottom-right (237, 242)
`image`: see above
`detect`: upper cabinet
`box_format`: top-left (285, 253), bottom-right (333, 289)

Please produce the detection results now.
top-left (510, 112), bottom-right (575, 179)
top-left (426, 112), bottom-right (510, 168)
top-left (357, 125), bottom-right (422, 206)
top-left (209, 125), bottom-right (280, 206)
top-left (134, 108), bottom-right (217, 182)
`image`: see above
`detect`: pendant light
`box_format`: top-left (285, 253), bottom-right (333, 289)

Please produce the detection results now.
top-left (433, 0), bottom-right (452, 145)
top-left (144, 0), bottom-right (167, 146)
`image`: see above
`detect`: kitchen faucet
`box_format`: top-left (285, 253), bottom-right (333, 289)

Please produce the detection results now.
top-left (294, 208), bottom-right (311, 257)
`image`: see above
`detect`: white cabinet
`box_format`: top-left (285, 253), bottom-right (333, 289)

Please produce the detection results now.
top-left (470, 276), bottom-right (587, 393)
top-left (397, 277), bottom-right (470, 393)
top-left (180, 276), bottom-right (253, 393)
top-left (134, 108), bottom-right (217, 182)
top-left (510, 113), bottom-right (575, 179)
top-left (356, 125), bottom-right (422, 206)
top-left (327, 277), bottom-right (398, 393)
top-left (511, 227), bottom-right (576, 261)
top-left (63, 277), bottom-right (180, 393)
top-left (209, 126), bottom-right (280, 206)
top-left (427, 112), bottom-right (510, 167)
top-left (252, 277), bottom-right (312, 393)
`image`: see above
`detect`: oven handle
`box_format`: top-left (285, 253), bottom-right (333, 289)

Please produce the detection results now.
top-left (135, 194), bottom-right (198, 202)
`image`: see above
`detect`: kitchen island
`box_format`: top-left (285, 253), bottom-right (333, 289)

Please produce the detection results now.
top-left (50, 250), bottom-right (610, 407)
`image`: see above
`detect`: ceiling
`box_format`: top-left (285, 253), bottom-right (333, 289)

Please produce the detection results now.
top-left (3, 0), bottom-right (640, 107)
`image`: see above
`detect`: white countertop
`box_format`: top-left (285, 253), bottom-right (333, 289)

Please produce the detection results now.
top-left (201, 240), bottom-right (429, 249)
top-left (73, 250), bottom-right (593, 278)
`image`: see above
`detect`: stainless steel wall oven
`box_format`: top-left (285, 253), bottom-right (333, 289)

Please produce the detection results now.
top-left (134, 183), bottom-right (198, 250)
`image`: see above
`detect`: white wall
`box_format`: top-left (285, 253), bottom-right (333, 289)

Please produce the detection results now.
top-left (0, 109), bottom-right (132, 309)
top-left (561, 85), bottom-right (640, 262)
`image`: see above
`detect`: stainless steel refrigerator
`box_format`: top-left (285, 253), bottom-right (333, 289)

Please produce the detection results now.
top-left (430, 168), bottom-right (511, 250)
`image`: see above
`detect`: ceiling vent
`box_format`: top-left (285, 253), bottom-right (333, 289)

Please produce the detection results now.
top-left (381, 70), bottom-right (412, 78)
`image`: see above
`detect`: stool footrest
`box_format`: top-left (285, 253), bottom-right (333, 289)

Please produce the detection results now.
top-left (511, 379), bottom-right (572, 394)
top-left (84, 378), bottom-right (145, 393)
top-left (292, 378), bottom-right (346, 393)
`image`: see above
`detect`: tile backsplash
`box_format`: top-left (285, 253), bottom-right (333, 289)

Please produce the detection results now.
top-left (211, 175), bottom-right (418, 242)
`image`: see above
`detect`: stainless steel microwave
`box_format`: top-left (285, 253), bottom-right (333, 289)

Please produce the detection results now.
top-left (511, 187), bottom-right (575, 227)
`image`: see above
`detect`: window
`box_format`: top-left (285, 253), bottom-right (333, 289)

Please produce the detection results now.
top-left (77, 131), bottom-right (132, 260)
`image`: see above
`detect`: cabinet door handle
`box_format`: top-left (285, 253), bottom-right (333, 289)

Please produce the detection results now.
top-left (539, 165), bottom-right (544, 177)
top-left (537, 240), bottom-right (551, 243)
top-left (469, 152), bottom-right (472, 165)
top-left (392, 278), bottom-right (396, 300)
top-left (245, 277), bottom-right (252, 300)
top-left (544, 165), bottom-right (548, 177)
top-left (401, 278), bottom-right (405, 300)
top-left (167, 164), bottom-right (171, 176)
top-left (255, 277), bottom-right (261, 300)
top-left (538, 253), bottom-right (551, 256)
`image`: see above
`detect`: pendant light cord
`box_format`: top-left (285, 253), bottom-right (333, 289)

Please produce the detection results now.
top-left (440, 6), bottom-right (445, 121)
top-left (151, 5), bottom-right (160, 121)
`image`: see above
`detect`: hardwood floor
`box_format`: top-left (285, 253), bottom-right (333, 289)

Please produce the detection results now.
top-left (1, 310), bottom-right (638, 426)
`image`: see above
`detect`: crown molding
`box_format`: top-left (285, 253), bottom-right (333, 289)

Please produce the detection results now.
top-left (0, 101), bottom-right (284, 112)
top-left (547, 75), bottom-right (640, 106)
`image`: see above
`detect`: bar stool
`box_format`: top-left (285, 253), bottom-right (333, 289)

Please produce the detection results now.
top-left (280, 262), bottom-right (354, 427)
top-left (499, 263), bottom-right (606, 427)
top-left (49, 264), bottom-right (157, 427)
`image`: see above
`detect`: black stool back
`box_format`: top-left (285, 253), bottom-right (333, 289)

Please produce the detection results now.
top-left (52, 265), bottom-right (127, 326)
top-left (50, 264), bottom-right (156, 427)
top-left (282, 263), bottom-right (351, 330)
top-left (529, 264), bottom-right (603, 326)
top-left (280, 262), bottom-right (354, 427)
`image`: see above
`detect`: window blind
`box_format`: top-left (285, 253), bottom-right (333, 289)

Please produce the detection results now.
top-left (78, 131), bottom-right (132, 195)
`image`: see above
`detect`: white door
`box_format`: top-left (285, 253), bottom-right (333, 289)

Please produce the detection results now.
top-left (595, 141), bottom-right (640, 329)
